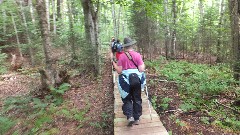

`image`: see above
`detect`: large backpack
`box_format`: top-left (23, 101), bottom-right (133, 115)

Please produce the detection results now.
top-left (112, 41), bottom-right (123, 53)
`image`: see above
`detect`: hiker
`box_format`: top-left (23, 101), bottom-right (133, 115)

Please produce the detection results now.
top-left (111, 38), bottom-right (123, 61)
top-left (114, 39), bottom-right (124, 60)
top-left (110, 37), bottom-right (146, 126)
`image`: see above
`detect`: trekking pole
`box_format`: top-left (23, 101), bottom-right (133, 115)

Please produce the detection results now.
top-left (145, 85), bottom-right (152, 120)
top-left (113, 70), bottom-right (115, 83)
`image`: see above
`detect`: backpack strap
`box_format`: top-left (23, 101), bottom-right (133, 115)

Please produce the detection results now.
top-left (125, 52), bottom-right (138, 70)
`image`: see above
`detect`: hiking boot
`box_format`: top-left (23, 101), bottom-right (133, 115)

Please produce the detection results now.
top-left (133, 120), bottom-right (140, 125)
top-left (127, 117), bottom-right (134, 127)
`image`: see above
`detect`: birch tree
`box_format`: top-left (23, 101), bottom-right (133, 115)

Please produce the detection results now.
top-left (36, 0), bottom-right (57, 88)
top-left (164, 0), bottom-right (171, 59)
top-left (29, 0), bottom-right (36, 24)
top-left (67, 1), bottom-right (76, 63)
top-left (45, 0), bottom-right (50, 31)
top-left (19, 0), bottom-right (35, 66)
top-left (81, 0), bottom-right (101, 75)
top-left (111, 0), bottom-right (117, 37)
top-left (52, 0), bottom-right (56, 34)
top-left (11, 13), bottom-right (22, 58)
top-left (56, 0), bottom-right (61, 20)
top-left (216, 0), bottom-right (225, 63)
top-left (170, 0), bottom-right (177, 58)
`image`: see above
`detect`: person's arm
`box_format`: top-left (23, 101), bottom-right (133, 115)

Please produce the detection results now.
top-left (136, 53), bottom-right (145, 72)
top-left (112, 60), bottom-right (122, 74)
top-left (138, 63), bottom-right (145, 72)
top-left (110, 52), bottom-right (122, 74)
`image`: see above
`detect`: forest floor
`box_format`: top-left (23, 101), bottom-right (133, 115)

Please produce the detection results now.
top-left (147, 74), bottom-right (238, 135)
top-left (0, 54), bottom-right (239, 135)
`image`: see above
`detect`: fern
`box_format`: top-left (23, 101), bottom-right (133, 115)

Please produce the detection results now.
top-left (0, 116), bottom-right (15, 134)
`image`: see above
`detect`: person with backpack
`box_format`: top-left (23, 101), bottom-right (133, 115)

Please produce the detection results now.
top-left (111, 39), bottom-right (123, 61)
top-left (110, 37), bottom-right (146, 126)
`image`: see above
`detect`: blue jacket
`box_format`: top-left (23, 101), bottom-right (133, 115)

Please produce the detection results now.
top-left (117, 69), bottom-right (146, 99)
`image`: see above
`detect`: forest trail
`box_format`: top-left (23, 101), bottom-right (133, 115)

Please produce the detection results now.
top-left (112, 71), bottom-right (169, 135)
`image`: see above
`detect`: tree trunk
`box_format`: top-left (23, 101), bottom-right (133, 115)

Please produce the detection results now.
top-left (216, 0), bottom-right (225, 63)
top-left (67, 1), bottom-right (77, 63)
top-left (52, 0), bottom-right (56, 34)
top-left (45, 0), bottom-right (50, 31)
top-left (81, 0), bottom-right (101, 75)
top-left (228, 0), bottom-right (240, 82)
top-left (11, 13), bottom-right (23, 58)
top-left (117, 6), bottom-right (121, 38)
top-left (36, 0), bottom-right (56, 87)
top-left (198, 0), bottom-right (204, 56)
top-left (29, 0), bottom-right (36, 24)
top-left (164, 0), bottom-right (170, 59)
top-left (19, 0), bottom-right (35, 66)
top-left (111, 0), bottom-right (117, 37)
top-left (171, 0), bottom-right (177, 59)
top-left (56, 0), bottom-right (61, 20)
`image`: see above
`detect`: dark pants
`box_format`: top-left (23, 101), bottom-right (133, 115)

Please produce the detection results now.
top-left (121, 82), bottom-right (142, 120)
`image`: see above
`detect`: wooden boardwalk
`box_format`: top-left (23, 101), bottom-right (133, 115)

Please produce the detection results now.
top-left (113, 71), bottom-right (169, 135)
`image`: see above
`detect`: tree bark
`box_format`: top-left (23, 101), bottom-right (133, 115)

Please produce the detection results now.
top-left (67, 1), bottom-right (77, 62)
top-left (228, 0), bottom-right (240, 82)
top-left (52, 0), bottom-right (56, 34)
top-left (29, 0), bottom-right (36, 24)
top-left (19, 0), bottom-right (35, 66)
top-left (111, 0), bottom-right (117, 37)
top-left (36, 0), bottom-right (56, 87)
top-left (171, 0), bottom-right (177, 58)
top-left (216, 0), bottom-right (225, 63)
top-left (11, 13), bottom-right (23, 58)
top-left (164, 0), bottom-right (170, 59)
top-left (117, 6), bottom-right (121, 38)
top-left (198, 0), bottom-right (204, 55)
top-left (56, 0), bottom-right (61, 20)
top-left (45, 0), bottom-right (50, 31)
top-left (81, 0), bottom-right (101, 75)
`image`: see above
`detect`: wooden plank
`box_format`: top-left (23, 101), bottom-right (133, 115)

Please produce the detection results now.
top-left (114, 121), bottom-right (164, 131)
top-left (115, 104), bottom-right (153, 112)
top-left (114, 114), bottom-right (159, 123)
top-left (114, 117), bottom-right (160, 127)
top-left (114, 126), bottom-right (168, 135)
top-left (142, 133), bottom-right (169, 135)
top-left (115, 112), bottom-right (158, 118)
top-left (115, 106), bottom-right (157, 113)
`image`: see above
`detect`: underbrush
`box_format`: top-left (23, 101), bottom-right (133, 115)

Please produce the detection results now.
top-left (146, 56), bottom-right (240, 133)
top-left (0, 83), bottom-right (89, 135)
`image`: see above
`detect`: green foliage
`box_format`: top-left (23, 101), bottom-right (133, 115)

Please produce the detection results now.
top-left (0, 52), bottom-right (7, 74)
top-left (160, 97), bottom-right (173, 110)
top-left (39, 128), bottom-right (60, 135)
top-left (89, 121), bottom-right (107, 129)
top-left (50, 83), bottom-right (71, 105)
top-left (200, 117), bottom-right (210, 125)
top-left (149, 59), bottom-right (240, 131)
top-left (160, 61), bottom-right (233, 95)
top-left (151, 96), bottom-right (158, 110)
top-left (179, 102), bottom-right (196, 112)
top-left (0, 116), bottom-right (15, 135)
top-left (175, 119), bottom-right (186, 127)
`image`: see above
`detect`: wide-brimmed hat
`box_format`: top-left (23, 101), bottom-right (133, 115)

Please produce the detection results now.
top-left (123, 37), bottom-right (137, 47)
